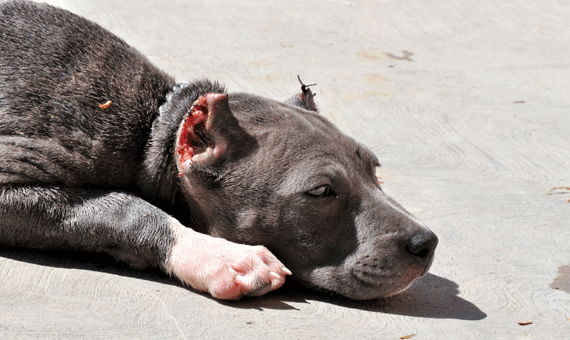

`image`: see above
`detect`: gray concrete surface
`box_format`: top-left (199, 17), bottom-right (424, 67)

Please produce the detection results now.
top-left (1, 0), bottom-right (569, 338)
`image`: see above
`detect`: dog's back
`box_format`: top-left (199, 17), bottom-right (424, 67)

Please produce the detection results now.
top-left (0, 0), bottom-right (175, 188)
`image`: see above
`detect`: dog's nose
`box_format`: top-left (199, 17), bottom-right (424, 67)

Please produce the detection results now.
top-left (405, 230), bottom-right (438, 259)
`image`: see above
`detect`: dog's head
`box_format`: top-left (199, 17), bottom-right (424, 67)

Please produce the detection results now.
top-left (169, 81), bottom-right (437, 300)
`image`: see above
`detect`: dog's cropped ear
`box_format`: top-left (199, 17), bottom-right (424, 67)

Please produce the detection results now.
top-left (175, 93), bottom-right (255, 177)
top-left (284, 75), bottom-right (318, 112)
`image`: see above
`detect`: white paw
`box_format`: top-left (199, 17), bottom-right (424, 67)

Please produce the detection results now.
top-left (166, 221), bottom-right (291, 300)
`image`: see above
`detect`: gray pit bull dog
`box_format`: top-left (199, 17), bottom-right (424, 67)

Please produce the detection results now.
top-left (0, 0), bottom-right (437, 300)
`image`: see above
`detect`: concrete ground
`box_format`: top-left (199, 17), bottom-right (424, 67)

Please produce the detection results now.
top-left (1, 0), bottom-right (569, 338)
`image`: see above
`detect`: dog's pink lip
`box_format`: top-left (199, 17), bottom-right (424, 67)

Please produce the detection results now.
top-left (352, 272), bottom-right (419, 299)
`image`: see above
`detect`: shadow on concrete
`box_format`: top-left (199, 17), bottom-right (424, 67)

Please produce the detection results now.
top-left (227, 273), bottom-right (487, 321)
top-left (365, 273), bottom-right (487, 320)
top-left (1, 247), bottom-right (485, 320)
top-left (0, 246), bottom-right (175, 285)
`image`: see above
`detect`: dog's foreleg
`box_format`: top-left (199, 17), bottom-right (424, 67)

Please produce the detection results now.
top-left (0, 186), bottom-right (290, 299)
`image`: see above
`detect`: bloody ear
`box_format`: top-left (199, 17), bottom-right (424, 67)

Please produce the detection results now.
top-left (175, 93), bottom-right (254, 175)
top-left (284, 75), bottom-right (318, 112)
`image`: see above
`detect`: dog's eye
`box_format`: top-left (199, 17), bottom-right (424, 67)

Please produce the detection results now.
top-left (306, 185), bottom-right (335, 197)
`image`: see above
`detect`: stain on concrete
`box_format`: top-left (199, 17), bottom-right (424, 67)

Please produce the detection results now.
top-left (357, 50), bottom-right (414, 62)
top-left (385, 50), bottom-right (414, 61)
top-left (551, 265), bottom-right (570, 294)
top-left (362, 73), bottom-right (386, 87)
top-left (356, 50), bottom-right (386, 62)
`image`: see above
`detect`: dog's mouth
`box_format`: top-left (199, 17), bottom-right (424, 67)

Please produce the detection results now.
top-left (291, 251), bottom-right (432, 300)
top-left (175, 96), bottom-right (216, 167)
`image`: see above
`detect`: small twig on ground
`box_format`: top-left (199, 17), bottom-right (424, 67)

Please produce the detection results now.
top-left (546, 187), bottom-right (570, 202)
top-left (547, 187), bottom-right (570, 195)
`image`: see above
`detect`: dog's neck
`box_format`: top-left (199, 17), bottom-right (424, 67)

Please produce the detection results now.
top-left (136, 80), bottom-right (226, 229)
top-left (152, 83), bottom-right (191, 136)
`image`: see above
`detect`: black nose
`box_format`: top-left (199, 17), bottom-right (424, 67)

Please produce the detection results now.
top-left (406, 230), bottom-right (438, 259)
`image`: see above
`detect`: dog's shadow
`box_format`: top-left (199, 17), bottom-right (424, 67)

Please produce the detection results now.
top-left (0, 247), bottom-right (485, 321)
top-left (227, 274), bottom-right (487, 321)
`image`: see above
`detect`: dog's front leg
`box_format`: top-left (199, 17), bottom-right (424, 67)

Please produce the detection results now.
top-left (0, 186), bottom-right (289, 299)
